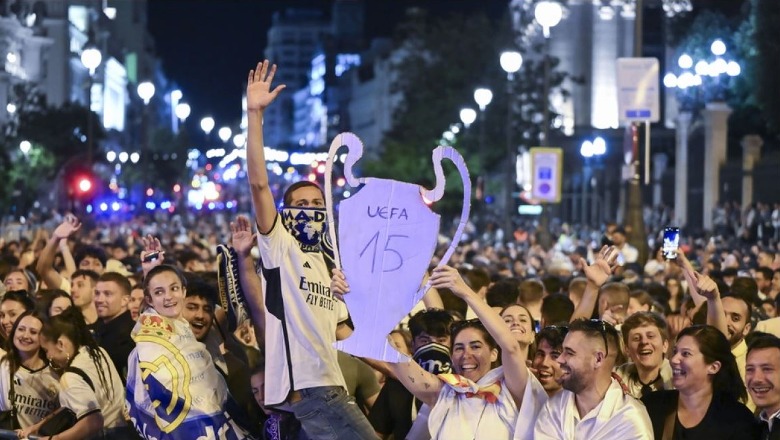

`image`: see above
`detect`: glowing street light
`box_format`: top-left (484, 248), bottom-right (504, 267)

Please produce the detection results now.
top-left (137, 81), bottom-right (155, 105)
top-left (534, 1), bottom-right (563, 38)
top-left (19, 140), bottom-right (31, 155)
top-left (200, 117), bottom-right (215, 135)
top-left (175, 102), bottom-right (191, 121)
top-left (473, 88), bottom-right (493, 111)
top-left (459, 108), bottom-right (477, 128)
top-left (80, 45), bottom-right (102, 75)
top-left (218, 127), bottom-right (232, 143)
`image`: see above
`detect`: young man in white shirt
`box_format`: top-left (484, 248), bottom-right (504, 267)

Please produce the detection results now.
top-left (245, 59), bottom-right (374, 439)
top-left (533, 318), bottom-right (653, 440)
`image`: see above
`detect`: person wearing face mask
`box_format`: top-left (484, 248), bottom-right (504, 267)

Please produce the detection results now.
top-left (245, 59), bottom-right (373, 440)
top-left (616, 312), bottom-right (674, 399)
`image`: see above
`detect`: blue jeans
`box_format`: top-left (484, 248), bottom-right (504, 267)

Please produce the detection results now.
top-left (289, 386), bottom-right (376, 440)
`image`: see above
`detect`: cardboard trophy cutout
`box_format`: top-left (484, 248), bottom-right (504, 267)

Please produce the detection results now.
top-left (325, 132), bottom-right (471, 362)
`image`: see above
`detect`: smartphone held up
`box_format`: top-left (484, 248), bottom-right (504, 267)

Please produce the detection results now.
top-left (662, 227), bottom-right (680, 260)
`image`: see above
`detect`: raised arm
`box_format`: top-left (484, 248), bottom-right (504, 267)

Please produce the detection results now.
top-left (429, 265), bottom-right (528, 407)
top-left (231, 215), bottom-right (264, 342)
top-left (246, 60), bottom-right (286, 234)
top-left (140, 235), bottom-right (164, 279)
top-left (570, 246), bottom-right (618, 322)
top-left (385, 340), bottom-right (443, 407)
top-left (36, 215), bottom-right (81, 290)
top-left (59, 238), bottom-right (77, 278)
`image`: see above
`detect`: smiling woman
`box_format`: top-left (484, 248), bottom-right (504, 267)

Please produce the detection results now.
top-left (126, 265), bottom-right (255, 439)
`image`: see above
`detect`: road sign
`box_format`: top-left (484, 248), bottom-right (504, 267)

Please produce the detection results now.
top-left (616, 57), bottom-right (660, 123)
top-left (530, 147), bottom-right (562, 203)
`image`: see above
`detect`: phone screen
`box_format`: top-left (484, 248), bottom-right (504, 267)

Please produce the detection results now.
top-left (662, 227), bottom-right (680, 259)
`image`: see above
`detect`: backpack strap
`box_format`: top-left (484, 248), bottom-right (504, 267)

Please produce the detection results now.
top-left (63, 366), bottom-right (95, 392)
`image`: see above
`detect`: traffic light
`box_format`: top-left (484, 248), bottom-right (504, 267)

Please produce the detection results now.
top-left (78, 177), bottom-right (92, 194)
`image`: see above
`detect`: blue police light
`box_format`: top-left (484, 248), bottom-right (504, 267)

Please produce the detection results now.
top-left (99, 203), bottom-right (108, 212)
top-left (145, 201), bottom-right (156, 210)
top-left (86, 204), bottom-right (93, 213)
top-left (111, 202), bottom-right (121, 212)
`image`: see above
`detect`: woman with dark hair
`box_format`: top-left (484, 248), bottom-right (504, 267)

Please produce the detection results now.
top-left (0, 291), bottom-right (35, 342)
top-left (358, 266), bottom-right (546, 439)
top-left (0, 310), bottom-right (60, 428)
top-left (38, 289), bottom-right (73, 318)
top-left (126, 264), bottom-right (253, 439)
top-left (21, 306), bottom-right (129, 439)
top-left (499, 303), bottom-right (536, 357)
top-left (3, 268), bottom-right (36, 295)
top-left (642, 325), bottom-right (760, 439)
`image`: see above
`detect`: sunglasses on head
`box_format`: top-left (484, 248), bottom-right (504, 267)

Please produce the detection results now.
top-left (450, 318), bottom-right (485, 334)
top-left (581, 319), bottom-right (615, 356)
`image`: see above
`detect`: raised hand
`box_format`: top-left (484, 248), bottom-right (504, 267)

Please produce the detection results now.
top-left (581, 245), bottom-right (618, 287)
top-left (695, 273), bottom-right (720, 300)
top-left (140, 234), bottom-right (165, 274)
top-left (230, 215), bottom-right (257, 258)
top-left (246, 60), bottom-right (286, 113)
top-left (429, 265), bottom-right (472, 298)
top-left (53, 214), bottom-right (81, 240)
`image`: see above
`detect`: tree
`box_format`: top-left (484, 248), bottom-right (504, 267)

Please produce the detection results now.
top-left (752, 0), bottom-right (780, 135)
top-left (363, 7), bottom-right (578, 218)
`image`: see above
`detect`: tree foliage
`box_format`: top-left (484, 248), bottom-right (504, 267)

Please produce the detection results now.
top-left (752, 0), bottom-right (780, 135)
top-left (363, 7), bottom-right (578, 217)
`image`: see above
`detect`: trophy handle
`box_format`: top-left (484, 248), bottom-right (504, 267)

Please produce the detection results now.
top-left (416, 146), bottom-right (471, 300)
top-left (325, 132), bottom-right (367, 270)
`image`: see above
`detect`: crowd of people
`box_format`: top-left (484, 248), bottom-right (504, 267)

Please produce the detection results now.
top-left (0, 59), bottom-right (778, 440)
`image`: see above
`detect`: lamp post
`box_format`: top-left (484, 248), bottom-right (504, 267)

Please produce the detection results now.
top-left (80, 44), bottom-right (102, 166)
top-left (533, 1), bottom-right (561, 250)
top-left (664, 40), bottom-right (740, 230)
top-left (473, 87), bottom-right (493, 154)
top-left (500, 50), bottom-right (523, 242)
top-left (580, 136), bottom-right (607, 225)
top-left (533, 1), bottom-right (562, 146)
top-left (137, 81), bottom-right (155, 153)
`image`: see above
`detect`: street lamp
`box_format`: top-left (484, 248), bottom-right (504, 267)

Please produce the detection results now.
top-left (80, 44), bottom-right (102, 166)
top-left (175, 102), bottom-right (191, 121)
top-left (459, 108), bottom-right (477, 128)
top-left (218, 126), bottom-right (232, 143)
top-left (200, 117), bottom-right (215, 136)
top-left (534, 1), bottom-right (562, 147)
top-left (534, 1), bottom-right (562, 38)
top-left (500, 50), bottom-right (523, 243)
top-left (580, 136), bottom-right (607, 225)
top-left (473, 87), bottom-right (493, 163)
top-left (137, 81), bottom-right (155, 154)
top-left (19, 140), bottom-right (31, 156)
top-left (664, 39), bottom-right (741, 230)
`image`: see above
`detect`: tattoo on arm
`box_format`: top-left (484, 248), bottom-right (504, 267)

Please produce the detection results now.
top-left (424, 383), bottom-right (431, 389)
top-left (408, 375), bottom-right (415, 383)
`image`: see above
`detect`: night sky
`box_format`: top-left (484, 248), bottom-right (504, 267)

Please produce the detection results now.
top-left (147, 0), bottom-right (508, 131)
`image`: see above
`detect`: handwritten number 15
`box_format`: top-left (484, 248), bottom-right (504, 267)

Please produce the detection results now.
top-left (359, 232), bottom-right (408, 273)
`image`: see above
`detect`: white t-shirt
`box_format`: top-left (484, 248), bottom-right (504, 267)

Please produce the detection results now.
top-left (533, 378), bottom-right (653, 440)
top-left (59, 346), bottom-right (126, 429)
top-left (258, 214), bottom-right (348, 406)
top-left (0, 360), bottom-right (60, 427)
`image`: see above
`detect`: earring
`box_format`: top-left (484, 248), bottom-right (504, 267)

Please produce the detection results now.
top-left (64, 351), bottom-right (70, 366)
